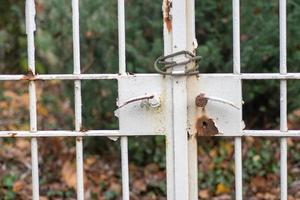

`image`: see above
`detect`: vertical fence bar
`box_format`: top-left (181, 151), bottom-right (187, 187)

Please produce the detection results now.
top-left (172, 0), bottom-right (189, 199)
top-left (72, 0), bottom-right (84, 199)
top-left (279, 0), bottom-right (288, 199)
top-left (233, 0), bottom-right (243, 199)
top-left (118, 0), bottom-right (130, 199)
top-left (186, 0), bottom-right (198, 199)
top-left (25, 1), bottom-right (40, 199)
top-left (162, 1), bottom-right (175, 199)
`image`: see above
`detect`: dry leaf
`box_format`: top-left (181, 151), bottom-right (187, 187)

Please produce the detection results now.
top-left (215, 183), bottom-right (230, 195)
top-left (15, 139), bottom-right (30, 150)
top-left (85, 156), bottom-right (97, 168)
top-left (110, 182), bottom-right (121, 194)
top-left (13, 180), bottom-right (25, 192)
top-left (133, 179), bottom-right (147, 193)
top-left (199, 189), bottom-right (210, 199)
top-left (61, 161), bottom-right (77, 189)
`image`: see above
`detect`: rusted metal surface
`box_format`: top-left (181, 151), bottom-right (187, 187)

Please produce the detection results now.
top-left (76, 136), bottom-right (82, 142)
top-left (187, 76), bottom-right (242, 136)
top-left (196, 115), bottom-right (219, 136)
top-left (195, 93), bottom-right (207, 107)
top-left (22, 69), bottom-right (39, 81)
top-left (163, 0), bottom-right (172, 32)
top-left (79, 126), bottom-right (88, 132)
top-left (10, 132), bottom-right (17, 137)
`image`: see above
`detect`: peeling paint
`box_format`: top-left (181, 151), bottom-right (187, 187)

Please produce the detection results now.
top-left (162, 0), bottom-right (172, 32)
top-left (196, 115), bottom-right (219, 136)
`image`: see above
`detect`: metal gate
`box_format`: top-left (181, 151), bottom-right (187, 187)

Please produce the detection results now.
top-left (0, 0), bottom-right (293, 199)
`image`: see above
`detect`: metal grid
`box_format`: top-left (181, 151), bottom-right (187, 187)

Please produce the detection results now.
top-left (0, 0), bottom-right (295, 199)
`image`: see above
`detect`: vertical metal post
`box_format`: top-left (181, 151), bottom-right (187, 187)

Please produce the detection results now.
top-left (25, 0), bottom-right (40, 199)
top-left (171, 0), bottom-right (189, 199)
top-left (186, 0), bottom-right (198, 199)
top-left (163, 0), bottom-right (175, 199)
top-left (118, 0), bottom-right (130, 199)
top-left (233, 0), bottom-right (243, 199)
top-left (72, 0), bottom-right (84, 199)
top-left (279, 0), bottom-right (288, 199)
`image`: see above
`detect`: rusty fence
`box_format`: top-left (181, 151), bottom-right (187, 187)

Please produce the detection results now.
top-left (0, 0), bottom-right (297, 199)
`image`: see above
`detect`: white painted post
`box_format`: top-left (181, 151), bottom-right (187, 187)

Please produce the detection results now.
top-left (25, 0), bottom-right (40, 199)
top-left (279, 0), bottom-right (288, 199)
top-left (118, 0), bottom-right (130, 199)
top-left (171, 0), bottom-right (189, 199)
top-left (232, 0), bottom-right (243, 199)
top-left (71, 0), bottom-right (84, 199)
top-left (186, 0), bottom-right (198, 199)
top-left (163, 0), bottom-right (175, 199)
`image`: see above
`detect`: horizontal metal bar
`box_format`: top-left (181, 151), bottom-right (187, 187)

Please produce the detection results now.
top-left (0, 74), bottom-right (119, 81)
top-left (241, 130), bottom-right (300, 137)
top-left (0, 130), bottom-right (165, 137)
top-left (1, 130), bottom-right (300, 137)
top-left (198, 73), bottom-right (300, 79)
top-left (2, 73), bottom-right (300, 81)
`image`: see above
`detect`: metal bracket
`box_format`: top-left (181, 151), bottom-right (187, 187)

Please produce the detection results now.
top-left (116, 74), bottom-right (243, 136)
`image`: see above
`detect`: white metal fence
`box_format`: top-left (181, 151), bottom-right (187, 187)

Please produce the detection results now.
top-left (0, 0), bottom-right (296, 199)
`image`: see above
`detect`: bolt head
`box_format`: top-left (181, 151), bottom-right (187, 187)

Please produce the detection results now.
top-left (195, 93), bottom-right (208, 107)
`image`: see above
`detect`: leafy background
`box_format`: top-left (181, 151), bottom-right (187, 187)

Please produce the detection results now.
top-left (1, 0), bottom-right (300, 199)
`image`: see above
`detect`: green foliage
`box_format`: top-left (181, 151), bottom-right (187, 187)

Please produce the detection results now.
top-left (128, 136), bottom-right (166, 167)
top-left (0, 0), bottom-right (26, 73)
top-left (1, 174), bottom-right (16, 200)
top-left (244, 139), bottom-right (279, 179)
top-left (104, 190), bottom-right (118, 200)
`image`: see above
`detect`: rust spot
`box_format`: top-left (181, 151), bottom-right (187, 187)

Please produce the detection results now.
top-left (76, 136), bottom-right (82, 142)
top-left (195, 93), bottom-right (208, 107)
top-left (10, 132), bottom-right (17, 137)
top-left (163, 0), bottom-right (172, 32)
top-left (79, 126), bottom-right (88, 132)
top-left (22, 69), bottom-right (37, 81)
top-left (196, 116), bottom-right (219, 136)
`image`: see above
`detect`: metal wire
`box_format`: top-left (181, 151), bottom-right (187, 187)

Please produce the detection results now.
top-left (154, 50), bottom-right (202, 75)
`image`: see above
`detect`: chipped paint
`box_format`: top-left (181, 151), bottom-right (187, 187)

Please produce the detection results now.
top-left (162, 0), bottom-right (172, 32)
top-left (196, 115), bottom-right (219, 136)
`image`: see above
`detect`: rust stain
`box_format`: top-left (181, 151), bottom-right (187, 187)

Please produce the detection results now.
top-left (79, 126), bottom-right (88, 132)
top-left (76, 136), bottom-right (82, 142)
top-left (22, 69), bottom-right (38, 81)
top-left (10, 132), bottom-right (17, 137)
top-left (195, 93), bottom-right (208, 107)
top-left (163, 0), bottom-right (172, 32)
top-left (196, 115), bottom-right (219, 136)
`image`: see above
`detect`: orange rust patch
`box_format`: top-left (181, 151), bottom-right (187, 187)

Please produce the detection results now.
top-left (163, 0), bottom-right (172, 32)
top-left (196, 116), bottom-right (219, 136)
top-left (195, 93), bottom-right (208, 107)
top-left (22, 69), bottom-right (36, 81)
